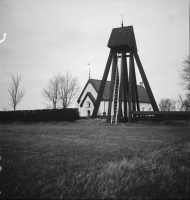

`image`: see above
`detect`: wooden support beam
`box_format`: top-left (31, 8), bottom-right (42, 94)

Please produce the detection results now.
top-left (123, 50), bottom-right (128, 118)
top-left (134, 52), bottom-right (159, 111)
top-left (118, 52), bottom-right (124, 122)
top-left (131, 55), bottom-right (136, 112)
top-left (128, 52), bottom-right (133, 123)
top-left (107, 52), bottom-right (117, 122)
top-left (92, 49), bottom-right (114, 117)
top-left (133, 57), bottom-right (140, 112)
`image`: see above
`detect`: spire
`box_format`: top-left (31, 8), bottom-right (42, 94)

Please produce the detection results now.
top-left (121, 14), bottom-right (124, 27)
top-left (88, 63), bottom-right (90, 79)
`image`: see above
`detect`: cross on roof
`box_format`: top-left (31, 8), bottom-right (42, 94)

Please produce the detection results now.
top-left (121, 14), bottom-right (124, 27)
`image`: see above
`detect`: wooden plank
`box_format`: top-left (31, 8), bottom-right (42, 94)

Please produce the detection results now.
top-left (133, 60), bottom-right (140, 112)
top-left (133, 52), bottom-right (159, 111)
top-left (128, 52), bottom-right (133, 123)
top-left (123, 50), bottom-right (128, 118)
top-left (132, 111), bottom-right (190, 115)
top-left (131, 55), bottom-right (136, 112)
top-left (107, 52), bottom-right (117, 122)
top-left (92, 49), bottom-right (113, 117)
top-left (118, 52), bottom-right (124, 122)
top-left (132, 111), bottom-right (190, 124)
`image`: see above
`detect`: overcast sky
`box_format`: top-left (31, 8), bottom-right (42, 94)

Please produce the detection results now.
top-left (0, 0), bottom-right (189, 111)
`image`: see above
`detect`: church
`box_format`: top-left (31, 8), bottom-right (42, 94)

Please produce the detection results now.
top-left (77, 78), bottom-right (152, 117)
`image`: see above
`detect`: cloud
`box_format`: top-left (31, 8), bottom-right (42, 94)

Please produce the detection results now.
top-left (0, 33), bottom-right (6, 43)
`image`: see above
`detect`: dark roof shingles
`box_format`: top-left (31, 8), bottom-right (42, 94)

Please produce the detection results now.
top-left (107, 26), bottom-right (137, 51)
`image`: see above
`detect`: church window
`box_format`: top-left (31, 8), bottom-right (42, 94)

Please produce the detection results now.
top-left (86, 101), bottom-right (90, 108)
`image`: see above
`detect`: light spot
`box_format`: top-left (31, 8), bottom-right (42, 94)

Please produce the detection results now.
top-left (0, 33), bottom-right (6, 43)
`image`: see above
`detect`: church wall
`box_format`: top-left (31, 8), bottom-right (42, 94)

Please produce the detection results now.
top-left (79, 99), bottom-right (109, 117)
top-left (98, 101), bottom-right (109, 116)
top-left (79, 96), bottom-right (94, 117)
top-left (80, 83), bottom-right (97, 103)
top-left (78, 83), bottom-right (98, 117)
top-left (79, 99), bottom-right (153, 117)
top-left (139, 102), bottom-right (153, 111)
top-left (108, 102), bottom-right (152, 116)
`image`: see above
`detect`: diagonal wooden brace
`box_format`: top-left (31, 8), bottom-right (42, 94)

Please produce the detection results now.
top-left (128, 52), bottom-right (134, 123)
top-left (133, 61), bottom-right (140, 112)
top-left (107, 52), bottom-right (117, 122)
top-left (122, 50), bottom-right (128, 118)
top-left (134, 52), bottom-right (159, 111)
top-left (118, 52), bottom-right (125, 122)
top-left (92, 49), bottom-right (114, 117)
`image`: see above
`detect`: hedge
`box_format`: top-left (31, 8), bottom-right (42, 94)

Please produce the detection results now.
top-left (0, 108), bottom-right (80, 122)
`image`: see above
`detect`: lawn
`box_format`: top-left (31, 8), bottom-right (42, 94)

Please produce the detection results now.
top-left (1, 119), bottom-right (190, 199)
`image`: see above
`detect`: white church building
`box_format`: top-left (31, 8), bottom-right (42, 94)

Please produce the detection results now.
top-left (77, 78), bottom-right (152, 117)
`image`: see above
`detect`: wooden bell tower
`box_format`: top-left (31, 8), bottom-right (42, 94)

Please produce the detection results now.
top-left (92, 25), bottom-right (159, 123)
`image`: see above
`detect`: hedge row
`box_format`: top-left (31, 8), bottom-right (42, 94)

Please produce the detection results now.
top-left (0, 108), bottom-right (80, 122)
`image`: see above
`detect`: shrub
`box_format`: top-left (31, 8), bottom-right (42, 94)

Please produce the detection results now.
top-left (0, 108), bottom-right (79, 122)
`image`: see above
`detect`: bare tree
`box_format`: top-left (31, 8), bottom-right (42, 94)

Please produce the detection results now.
top-left (8, 74), bottom-right (26, 111)
top-left (178, 94), bottom-right (190, 111)
top-left (59, 72), bottom-right (80, 108)
top-left (42, 73), bottom-right (61, 109)
top-left (180, 55), bottom-right (190, 93)
top-left (159, 98), bottom-right (176, 111)
top-left (178, 56), bottom-right (190, 111)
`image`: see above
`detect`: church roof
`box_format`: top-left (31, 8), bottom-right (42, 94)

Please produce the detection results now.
top-left (77, 79), bottom-right (150, 103)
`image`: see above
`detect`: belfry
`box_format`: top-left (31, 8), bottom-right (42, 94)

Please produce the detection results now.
top-left (92, 24), bottom-right (159, 123)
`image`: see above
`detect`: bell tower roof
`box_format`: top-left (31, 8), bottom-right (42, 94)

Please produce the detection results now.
top-left (107, 25), bottom-right (137, 52)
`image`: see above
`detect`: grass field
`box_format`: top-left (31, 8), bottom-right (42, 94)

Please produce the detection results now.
top-left (1, 119), bottom-right (190, 199)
